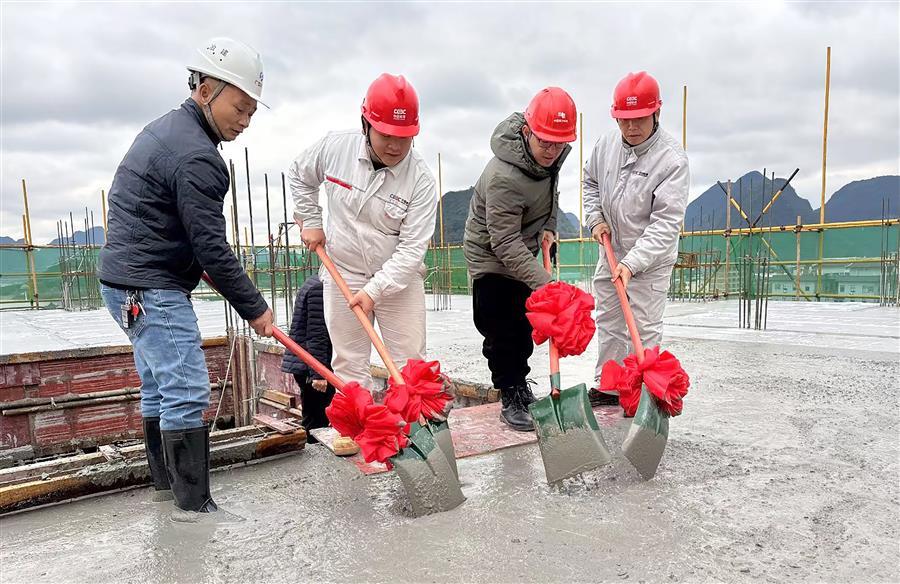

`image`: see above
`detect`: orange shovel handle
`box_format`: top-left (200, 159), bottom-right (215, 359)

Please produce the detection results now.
top-left (314, 246), bottom-right (405, 384)
top-left (600, 233), bottom-right (644, 362)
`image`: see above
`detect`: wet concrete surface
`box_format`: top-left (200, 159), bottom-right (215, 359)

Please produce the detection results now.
top-left (2, 324), bottom-right (898, 583)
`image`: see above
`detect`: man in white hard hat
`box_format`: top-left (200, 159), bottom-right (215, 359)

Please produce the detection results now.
top-left (289, 74), bottom-right (437, 393)
top-left (98, 38), bottom-right (274, 521)
top-left (583, 71), bottom-right (690, 411)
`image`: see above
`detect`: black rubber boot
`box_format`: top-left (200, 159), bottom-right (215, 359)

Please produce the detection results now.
top-left (161, 426), bottom-right (218, 521)
top-left (499, 384), bottom-right (535, 432)
top-left (588, 388), bottom-right (620, 407)
top-left (142, 417), bottom-right (173, 502)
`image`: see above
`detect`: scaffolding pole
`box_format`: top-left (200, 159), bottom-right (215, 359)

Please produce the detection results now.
top-left (817, 46), bottom-right (832, 299)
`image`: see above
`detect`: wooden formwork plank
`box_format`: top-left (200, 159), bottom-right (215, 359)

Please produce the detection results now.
top-left (0, 425), bottom-right (306, 514)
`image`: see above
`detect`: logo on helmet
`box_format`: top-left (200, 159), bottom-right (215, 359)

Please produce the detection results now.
top-left (556, 112), bottom-right (567, 122)
top-left (626, 96), bottom-right (638, 107)
top-left (393, 108), bottom-right (407, 121)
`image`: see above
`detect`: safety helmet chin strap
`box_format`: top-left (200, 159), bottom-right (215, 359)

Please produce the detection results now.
top-left (190, 71), bottom-right (227, 142)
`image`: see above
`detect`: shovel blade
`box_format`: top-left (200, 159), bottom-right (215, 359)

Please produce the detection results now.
top-left (622, 385), bottom-right (669, 480)
top-left (427, 419), bottom-right (458, 480)
top-left (530, 384), bottom-right (612, 484)
top-left (391, 423), bottom-right (465, 517)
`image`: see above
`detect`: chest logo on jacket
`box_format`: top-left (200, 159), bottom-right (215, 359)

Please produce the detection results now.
top-left (631, 170), bottom-right (649, 178)
top-left (388, 193), bottom-right (410, 207)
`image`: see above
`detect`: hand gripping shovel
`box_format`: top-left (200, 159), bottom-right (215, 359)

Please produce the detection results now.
top-left (529, 241), bottom-right (612, 484)
top-left (202, 273), bottom-right (463, 517)
top-left (600, 234), bottom-right (668, 480)
top-left (315, 248), bottom-right (463, 515)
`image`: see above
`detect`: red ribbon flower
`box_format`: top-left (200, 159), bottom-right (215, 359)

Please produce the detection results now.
top-left (599, 358), bottom-right (642, 417)
top-left (525, 281), bottom-right (596, 357)
top-left (639, 346), bottom-right (690, 417)
top-left (324, 381), bottom-right (371, 439)
top-left (354, 405), bottom-right (410, 464)
top-left (325, 382), bottom-right (409, 464)
top-left (385, 359), bottom-right (453, 424)
top-left (599, 346), bottom-right (690, 417)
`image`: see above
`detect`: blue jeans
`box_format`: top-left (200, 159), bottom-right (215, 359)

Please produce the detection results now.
top-left (100, 285), bottom-right (211, 431)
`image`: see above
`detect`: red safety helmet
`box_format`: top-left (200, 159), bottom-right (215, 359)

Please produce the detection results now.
top-left (611, 71), bottom-right (662, 119)
top-left (361, 73), bottom-right (420, 138)
top-left (524, 87), bottom-right (577, 143)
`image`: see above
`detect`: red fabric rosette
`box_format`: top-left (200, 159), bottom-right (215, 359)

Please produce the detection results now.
top-left (385, 359), bottom-right (453, 424)
top-left (525, 281), bottom-right (596, 357)
top-left (599, 346), bottom-right (690, 417)
top-left (325, 381), bottom-right (409, 463)
top-left (599, 357), bottom-right (643, 417)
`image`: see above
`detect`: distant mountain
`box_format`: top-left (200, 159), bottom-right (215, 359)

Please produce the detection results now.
top-left (433, 188), bottom-right (473, 244)
top-left (559, 212), bottom-right (586, 239)
top-left (685, 171), bottom-right (813, 230)
top-left (48, 226), bottom-right (106, 245)
top-left (432, 187), bottom-right (586, 244)
top-left (805, 176), bottom-right (900, 223)
top-left (685, 172), bottom-right (900, 230)
top-left (0, 236), bottom-right (26, 244)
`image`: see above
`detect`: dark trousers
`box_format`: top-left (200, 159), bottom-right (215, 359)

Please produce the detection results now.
top-left (293, 374), bottom-right (336, 442)
top-left (472, 274), bottom-right (534, 390)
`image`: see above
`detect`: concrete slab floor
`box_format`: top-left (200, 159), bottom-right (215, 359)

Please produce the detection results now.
top-left (1, 325), bottom-right (898, 583)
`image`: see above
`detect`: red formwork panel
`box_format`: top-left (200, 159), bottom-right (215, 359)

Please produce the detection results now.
top-left (0, 339), bottom-right (235, 456)
top-left (0, 414), bottom-right (32, 450)
top-left (32, 401), bottom-right (142, 449)
top-left (255, 347), bottom-right (298, 397)
top-left (0, 363), bottom-right (40, 390)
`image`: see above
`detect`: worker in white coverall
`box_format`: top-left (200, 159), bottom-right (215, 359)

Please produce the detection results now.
top-left (583, 71), bottom-right (690, 412)
top-left (289, 73), bottom-right (438, 393)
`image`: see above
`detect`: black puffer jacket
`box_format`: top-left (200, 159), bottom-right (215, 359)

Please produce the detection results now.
top-left (97, 99), bottom-right (267, 321)
top-left (281, 276), bottom-right (332, 379)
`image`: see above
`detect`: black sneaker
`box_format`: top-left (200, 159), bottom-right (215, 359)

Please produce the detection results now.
top-left (588, 388), bottom-right (620, 407)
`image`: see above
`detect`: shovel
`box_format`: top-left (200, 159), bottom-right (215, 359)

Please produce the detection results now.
top-left (314, 248), bottom-right (460, 480)
top-left (529, 241), bottom-right (612, 484)
top-left (600, 234), bottom-right (668, 480)
top-left (201, 272), bottom-right (463, 516)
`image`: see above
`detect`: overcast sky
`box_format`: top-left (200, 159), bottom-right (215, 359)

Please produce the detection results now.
top-left (2, 1), bottom-right (898, 243)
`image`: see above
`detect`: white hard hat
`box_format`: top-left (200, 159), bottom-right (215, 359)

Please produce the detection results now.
top-left (187, 37), bottom-right (268, 108)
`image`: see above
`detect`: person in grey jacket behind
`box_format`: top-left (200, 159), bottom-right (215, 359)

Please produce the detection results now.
top-left (583, 71), bottom-right (690, 410)
top-left (464, 87), bottom-right (578, 431)
top-left (97, 38), bottom-right (274, 521)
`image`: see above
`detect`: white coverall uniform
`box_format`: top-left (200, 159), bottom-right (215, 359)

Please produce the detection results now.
top-left (289, 130), bottom-right (438, 389)
top-left (583, 127), bottom-right (690, 381)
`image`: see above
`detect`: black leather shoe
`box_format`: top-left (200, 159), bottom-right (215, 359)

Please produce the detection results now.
top-left (499, 385), bottom-right (535, 432)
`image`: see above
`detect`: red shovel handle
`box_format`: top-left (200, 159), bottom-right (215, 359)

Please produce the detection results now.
top-left (600, 233), bottom-right (644, 363)
top-left (201, 273), bottom-right (346, 391)
top-left (314, 247), bottom-right (405, 385)
top-left (272, 328), bottom-right (346, 391)
top-left (540, 240), bottom-right (561, 399)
